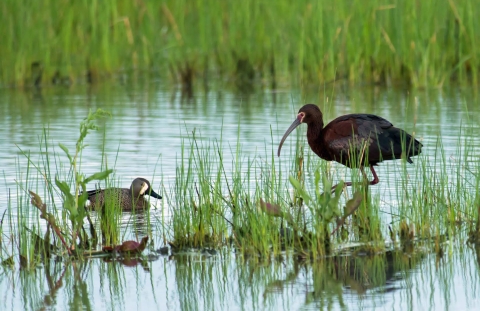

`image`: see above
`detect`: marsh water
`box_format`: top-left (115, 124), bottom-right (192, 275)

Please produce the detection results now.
top-left (1, 80), bottom-right (480, 310)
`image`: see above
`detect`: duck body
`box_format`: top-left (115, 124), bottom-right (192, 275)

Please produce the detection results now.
top-left (86, 177), bottom-right (162, 211)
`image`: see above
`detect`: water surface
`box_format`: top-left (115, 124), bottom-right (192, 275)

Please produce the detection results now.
top-left (1, 82), bottom-right (480, 310)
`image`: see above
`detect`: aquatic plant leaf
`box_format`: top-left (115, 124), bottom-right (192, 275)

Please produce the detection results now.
top-left (77, 191), bottom-right (89, 210)
top-left (289, 176), bottom-right (311, 205)
top-left (333, 180), bottom-right (344, 197)
top-left (314, 169), bottom-right (321, 187)
top-left (84, 169), bottom-right (114, 184)
top-left (327, 198), bottom-right (342, 215)
top-left (324, 180), bottom-right (343, 218)
top-left (58, 143), bottom-right (73, 164)
top-left (324, 209), bottom-right (334, 221)
top-left (331, 191), bottom-right (363, 236)
top-left (322, 174), bottom-right (333, 191)
top-left (55, 176), bottom-right (78, 217)
top-left (55, 177), bottom-right (71, 196)
top-left (343, 192), bottom-right (363, 217)
top-left (64, 196), bottom-right (78, 218)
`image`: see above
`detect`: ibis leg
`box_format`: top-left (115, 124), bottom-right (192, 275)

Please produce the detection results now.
top-left (360, 166), bottom-right (380, 186)
top-left (368, 166), bottom-right (379, 185)
top-left (330, 166), bottom-right (379, 193)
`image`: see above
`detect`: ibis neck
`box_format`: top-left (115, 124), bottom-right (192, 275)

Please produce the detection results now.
top-left (306, 121), bottom-right (324, 142)
top-left (306, 121), bottom-right (332, 160)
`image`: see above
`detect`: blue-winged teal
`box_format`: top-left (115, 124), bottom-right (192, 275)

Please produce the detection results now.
top-left (86, 177), bottom-right (162, 211)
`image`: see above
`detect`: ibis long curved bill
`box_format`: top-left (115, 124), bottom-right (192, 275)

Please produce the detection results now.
top-left (277, 115), bottom-right (302, 157)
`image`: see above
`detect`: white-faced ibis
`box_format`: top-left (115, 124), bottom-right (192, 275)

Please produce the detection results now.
top-left (278, 104), bottom-right (422, 190)
top-left (86, 177), bottom-right (162, 211)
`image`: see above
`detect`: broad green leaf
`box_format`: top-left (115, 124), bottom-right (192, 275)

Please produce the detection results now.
top-left (58, 143), bottom-right (73, 164)
top-left (55, 176), bottom-right (71, 196)
top-left (62, 191), bottom-right (78, 218)
top-left (343, 191), bottom-right (363, 217)
top-left (84, 169), bottom-right (114, 184)
top-left (55, 176), bottom-right (78, 217)
top-left (324, 209), bottom-right (333, 221)
top-left (77, 191), bottom-right (89, 211)
top-left (289, 176), bottom-right (311, 205)
top-left (333, 180), bottom-right (344, 197)
top-left (289, 175), bottom-right (302, 190)
top-left (75, 171), bottom-right (84, 184)
top-left (322, 175), bottom-right (333, 193)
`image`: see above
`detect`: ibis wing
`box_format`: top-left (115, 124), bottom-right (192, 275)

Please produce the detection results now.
top-left (324, 114), bottom-right (400, 166)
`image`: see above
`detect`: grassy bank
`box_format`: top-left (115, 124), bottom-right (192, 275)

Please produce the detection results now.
top-left (1, 0), bottom-right (479, 88)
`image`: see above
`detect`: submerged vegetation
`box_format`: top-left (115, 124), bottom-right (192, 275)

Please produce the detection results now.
top-left (2, 0), bottom-right (479, 88)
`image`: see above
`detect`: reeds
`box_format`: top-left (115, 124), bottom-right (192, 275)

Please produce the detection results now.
top-left (2, 0), bottom-right (479, 87)
top-left (167, 125), bottom-right (376, 258)
top-left (2, 107), bottom-right (480, 267)
top-left (3, 109), bottom-right (114, 265)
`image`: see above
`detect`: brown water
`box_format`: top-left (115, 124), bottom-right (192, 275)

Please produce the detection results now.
top-left (1, 82), bottom-right (480, 310)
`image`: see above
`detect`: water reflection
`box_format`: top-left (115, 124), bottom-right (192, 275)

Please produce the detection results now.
top-left (6, 246), bottom-right (480, 310)
top-left (88, 209), bottom-right (154, 243)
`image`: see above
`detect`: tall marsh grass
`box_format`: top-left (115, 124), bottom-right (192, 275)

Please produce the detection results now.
top-left (2, 0), bottom-right (479, 87)
top-left (3, 108), bottom-right (480, 266)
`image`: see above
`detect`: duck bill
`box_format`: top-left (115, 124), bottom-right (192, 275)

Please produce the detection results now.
top-left (148, 188), bottom-right (162, 199)
top-left (277, 117), bottom-right (302, 156)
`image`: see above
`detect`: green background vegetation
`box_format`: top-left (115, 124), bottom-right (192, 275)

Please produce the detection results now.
top-left (2, 0), bottom-right (478, 87)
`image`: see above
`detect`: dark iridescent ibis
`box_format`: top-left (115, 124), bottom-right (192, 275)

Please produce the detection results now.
top-left (278, 104), bottom-right (422, 191)
top-left (86, 177), bottom-right (162, 211)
